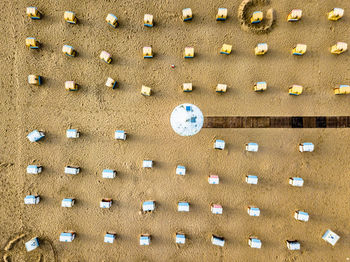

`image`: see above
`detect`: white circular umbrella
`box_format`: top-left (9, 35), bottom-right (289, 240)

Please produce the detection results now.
top-left (170, 104), bottom-right (204, 136)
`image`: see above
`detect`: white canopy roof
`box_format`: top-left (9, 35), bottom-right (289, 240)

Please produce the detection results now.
top-left (170, 104), bottom-right (203, 136)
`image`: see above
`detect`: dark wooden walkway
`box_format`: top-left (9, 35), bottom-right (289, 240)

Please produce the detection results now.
top-left (203, 116), bottom-right (350, 128)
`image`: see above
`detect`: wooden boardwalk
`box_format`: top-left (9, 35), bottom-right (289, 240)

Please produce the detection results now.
top-left (203, 116), bottom-right (350, 128)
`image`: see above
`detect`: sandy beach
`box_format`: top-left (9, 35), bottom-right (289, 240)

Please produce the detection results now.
top-left (1, 0), bottom-right (350, 261)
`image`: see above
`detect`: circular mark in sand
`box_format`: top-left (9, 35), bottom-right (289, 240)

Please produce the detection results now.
top-left (170, 104), bottom-right (204, 136)
top-left (2, 233), bottom-right (57, 262)
top-left (238, 0), bottom-right (276, 34)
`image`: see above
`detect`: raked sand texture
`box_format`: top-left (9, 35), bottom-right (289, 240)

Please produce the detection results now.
top-left (1, 0), bottom-right (350, 261)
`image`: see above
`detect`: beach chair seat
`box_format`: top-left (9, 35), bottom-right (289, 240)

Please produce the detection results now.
top-left (106, 14), bottom-right (119, 28)
top-left (100, 198), bottom-right (112, 208)
top-left (140, 234), bottom-right (151, 245)
top-left (331, 42), bottom-right (347, 54)
top-left (143, 160), bottom-right (153, 168)
top-left (64, 166), bottom-right (80, 175)
top-left (100, 51), bottom-right (112, 63)
top-left (176, 165), bottom-right (186, 175)
top-left (62, 45), bottom-right (76, 57)
top-left (115, 130), bottom-right (126, 140)
top-left (208, 175), bottom-right (219, 184)
top-left (214, 139), bottom-right (225, 149)
top-left (61, 198), bottom-right (75, 207)
top-left (334, 84), bottom-right (350, 95)
top-left (216, 84), bottom-right (227, 93)
top-left (65, 81), bottom-right (78, 91)
top-left (184, 47), bottom-right (194, 58)
top-left (289, 177), bottom-right (304, 187)
top-left (66, 129), bottom-right (79, 138)
top-left (211, 204), bottom-right (223, 214)
top-left (246, 175), bottom-right (258, 184)
top-left (175, 233), bottom-right (186, 244)
top-left (328, 8), bottom-right (344, 21)
top-left (251, 11), bottom-right (263, 24)
top-left (211, 235), bottom-right (225, 246)
top-left (289, 85), bottom-right (303, 95)
top-left (322, 230), bottom-right (340, 246)
top-left (27, 165), bottom-right (42, 174)
top-left (27, 7), bottom-right (41, 20)
top-left (106, 77), bottom-right (117, 89)
top-left (24, 195), bottom-right (40, 205)
top-left (27, 130), bottom-right (45, 142)
top-left (299, 142), bottom-right (314, 152)
top-left (104, 232), bottom-right (116, 243)
top-left (26, 37), bottom-right (39, 49)
top-left (254, 82), bottom-right (267, 92)
top-left (182, 8), bottom-right (192, 21)
top-left (286, 240), bottom-right (300, 250)
top-left (294, 210), bottom-right (309, 222)
top-left (141, 85), bottom-right (152, 96)
top-left (292, 44), bottom-right (307, 55)
top-left (178, 201), bottom-right (190, 212)
top-left (182, 83), bottom-right (192, 92)
top-left (144, 14), bottom-right (153, 27)
top-left (216, 8), bottom-right (227, 21)
top-left (64, 11), bottom-right (77, 24)
top-left (287, 9), bottom-right (302, 22)
top-left (102, 169), bottom-right (117, 179)
top-left (143, 46), bottom-right (153, 58)
top-left (25, 237), bottom-right (39, 252)
top-left (142, 200), bottom-right (155, 212)
top-left (246, 143), bottom-right (259, 152)
top-left (59, 232), bottom-right (75, 242)
top-left (255, 43), bottom-right (268, 55)
top-left (247, 206), bottom-right (260, 216)
top-left (220, 44), bottom-right (232, 55)
top-left (28, 75), bottom-right (42, 86)
top-left (249, 237), bottom-right (262, 248)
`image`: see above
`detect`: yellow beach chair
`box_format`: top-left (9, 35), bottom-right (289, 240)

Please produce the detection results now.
top-left (292, 44), bottom-right (307, 55)
top-left (64, 11), bottom-right (77, 24)
top-left (144, 14), bottom-right (153, 27)
top-left (216, 84), bottom-right (227, 93)
top-left (220, 44), bottom-right (232, 55)
top-left (251, 11), bottom-right (263, 24)
top-left (143, 47), bottom-right (153, 58)
top-left (328, 8), bottom-right (344, 21)
top-left (254, 82), bottom-right (267, 92)
top-left (62, 45), bottom-right (76, 57)
top-left (289, 85), bottom-right (303, 95)
top-left (216, 8), bottom-right (227, 21)
top-left (331, 42), bottom-right (347, 54)
top-left (184, 47), bottom-right (194, 58)
top-left (106, 13), bottom-right (119, 28)
top-left (28, 75), bottom-right (42, 86)
top-left (100, 51), bottom-right (112, 64)
top-left (182, 83), bottom-right (192, 92)
top-left (141, 85), bottom-right (152, 96)
top-left (65, 81), bottom-right (78, 91)
top-left (26, 37), bottom-right (39, 49)
top-left (287, 9), bottom-right (302, 22)
top-left (27, 7), bottom-right (41, 20)
top-left (182, 8), bottom-right (192, 21)
top-left (255, 43), bottom-right (268, 55)
top-left (334, 85), bottom-right (350, 95)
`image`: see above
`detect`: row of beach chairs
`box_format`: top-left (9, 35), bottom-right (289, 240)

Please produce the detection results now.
top-left (26, 163), bottom-right (305, 187)
top-left (27, 7), bottom-right (345, 24)
top-left (26, 130), bottom-right (315, 153)
top-left (26, 41), bottom-right (349, 57)
top-left (27, 76), bottom-right (350, 95)
top-left (24, 229), bottom-right (340, 252)
top-left (23, 197), bottom-right (306, 220)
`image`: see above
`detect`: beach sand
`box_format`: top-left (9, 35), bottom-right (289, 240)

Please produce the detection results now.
top-left (1, 0), bottom-right (350, 261)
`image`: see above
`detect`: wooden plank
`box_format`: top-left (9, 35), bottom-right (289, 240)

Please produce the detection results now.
top-left (203, 116), bottom-right (350, 128)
